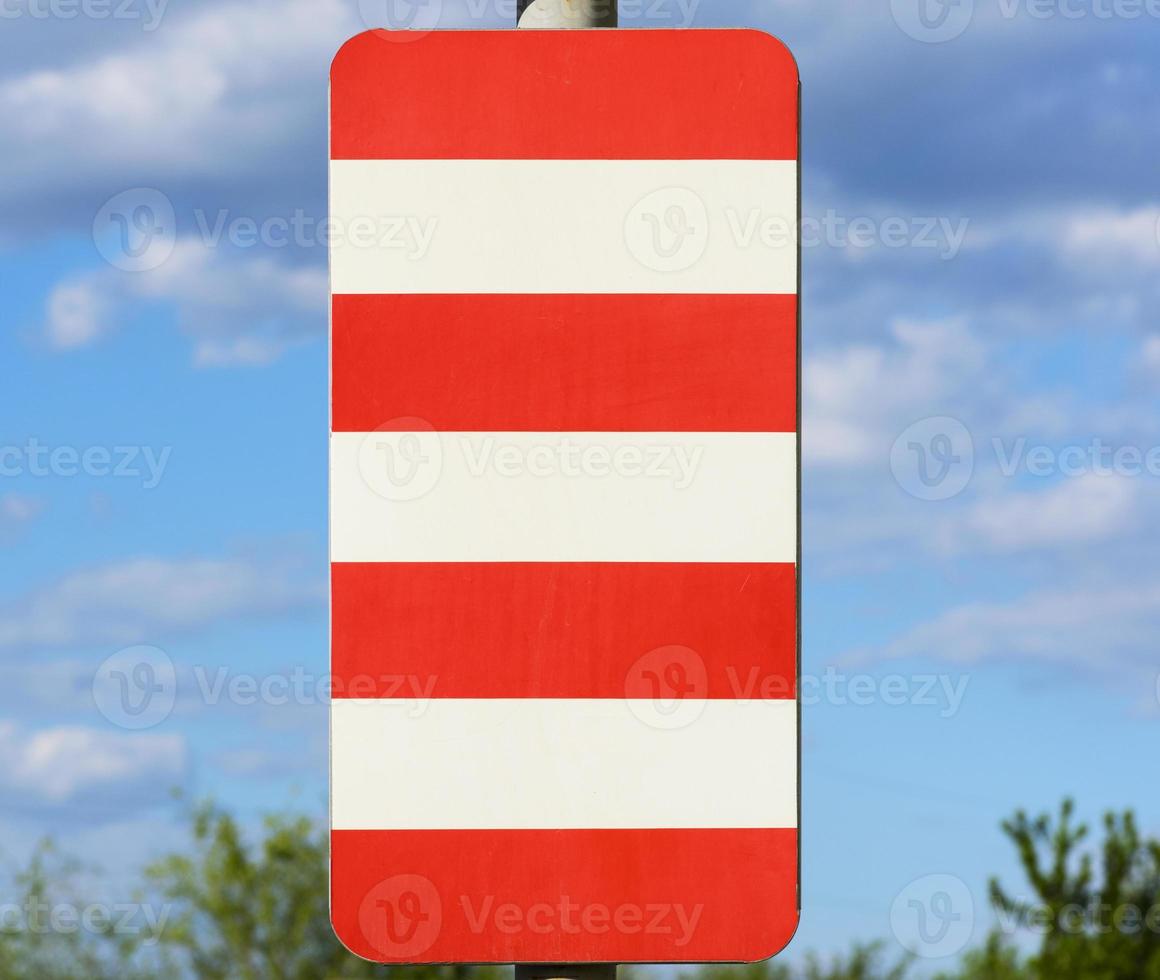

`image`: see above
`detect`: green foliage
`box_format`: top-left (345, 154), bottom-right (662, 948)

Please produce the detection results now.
top-left (794, 943), bottom-right (910, 980)
top-left (936, 933), bottom-right (1025, 980)
top-left (142, 799), bottom-right (503, 980)
top-left (4, 797), bottom-right (1160, 980)
top-left (0, 840), bottom-right (153, 980)
top-left (143, 800), bottom-right (369, 978)
top-left (988, 798), bottom-right (1160, 980)
top-left (682, 942), bottom-right (909, 980)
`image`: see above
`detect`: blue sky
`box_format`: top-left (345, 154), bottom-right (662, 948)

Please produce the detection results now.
top-left (1, 0), bottom-right (1159, 969)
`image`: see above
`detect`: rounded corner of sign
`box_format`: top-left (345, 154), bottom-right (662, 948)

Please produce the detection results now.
top-left (330, 30), bottom-right (380, 81)
top-left (328, 906), bottom-right (386, 967)
top-left (740, 911), bottom-right (803, 964)
top-left (734, 28), bottom-right (801, 85)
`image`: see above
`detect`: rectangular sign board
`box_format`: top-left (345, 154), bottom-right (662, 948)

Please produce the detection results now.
top-left (329, 27), bottom-right (800, 964)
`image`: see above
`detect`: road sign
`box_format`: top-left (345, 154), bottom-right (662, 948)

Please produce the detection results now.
top-left (329, 28), bottom-right (800, 965)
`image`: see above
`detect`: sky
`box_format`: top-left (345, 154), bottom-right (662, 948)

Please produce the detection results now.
top-left (1, 0), bottom-right (1159, 970)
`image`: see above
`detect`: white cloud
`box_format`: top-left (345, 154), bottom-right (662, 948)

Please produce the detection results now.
top-left (0, 722), bottom-right (185, 808)
top-left (0, 554), bottom-right (324, 651)
top-left (1142, 335), bottom-right (1160, 375)
top-left (965, 204), bottom-right (1160, 279)
top-left (862, 581), bottom-right (1160, 680)
top-left (0, 0), bottom-right (356, 211)
top-left (43, 239), bottom-right (326, 364)
top-left (212, 736), bottom-right (323, 777)
top-left (949, 473), bottom-right (1139, 554)
top-left (0, 493), bottom-right (45, 529)
top-left (804, 316), bottom-right (985, 467)
top-left (45, 280), bottom-right (110, 349)
top-left (1058, 206), bottom-right (1160, 268)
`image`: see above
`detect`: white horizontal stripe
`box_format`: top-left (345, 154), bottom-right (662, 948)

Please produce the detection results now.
top-left (332, 698), bottom-right (797, 830)
top-left (330, 431), bottom-right (797, 563)
top-left (329, 159), bottom-right (797, 294)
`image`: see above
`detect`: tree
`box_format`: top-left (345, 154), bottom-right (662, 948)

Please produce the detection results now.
top-left (141, 799), bottom-right (503, 980)
top-left (683, 942), bottom-right (909, 980)
top-left (987, 798), bottom-right (1160, 979)
top-left (937, 933), bottom-right (1025, 980)
top-left (0, 840), bottom-right (154, 980)
top-left (794, 943), bottom-right (910, 980)
top-left (6, 796), bottom-right (1160, 979)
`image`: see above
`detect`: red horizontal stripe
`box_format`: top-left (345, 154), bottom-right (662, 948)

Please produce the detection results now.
top-left (331, 30), bottom-right (798, 161)
top-left (331, 562), bottom-right (796, 699)
top-left (332, 294), bottom-right (797, 433)
top-left (331, 828), bottom-right (798, 963)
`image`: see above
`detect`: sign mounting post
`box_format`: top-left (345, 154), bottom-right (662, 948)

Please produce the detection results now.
top-left (516, 0), bottom-right (616, 29)
top-left (329, 24), bottom-right (801, 971)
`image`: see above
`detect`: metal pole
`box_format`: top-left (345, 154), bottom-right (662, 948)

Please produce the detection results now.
top-left (514, 965), bottom-right (618, 980)
top-left (517, 0), bottom-right (616, 29)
